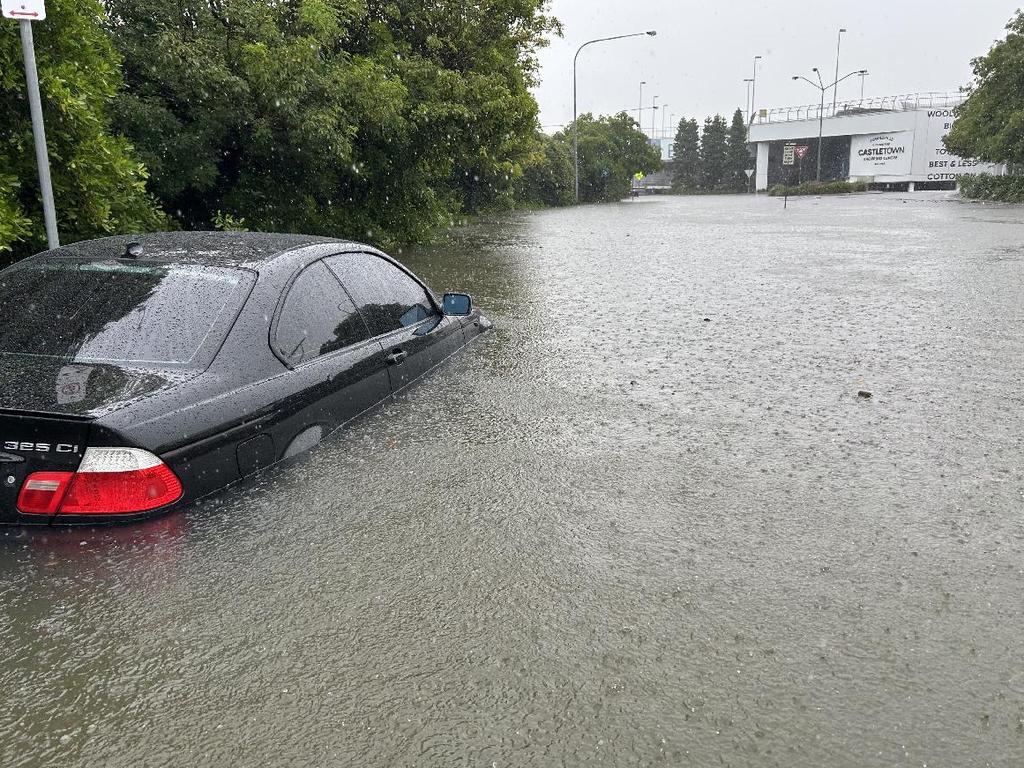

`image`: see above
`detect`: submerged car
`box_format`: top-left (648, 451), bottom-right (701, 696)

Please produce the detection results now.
top-left (0, 232), bottom-right (490, 524)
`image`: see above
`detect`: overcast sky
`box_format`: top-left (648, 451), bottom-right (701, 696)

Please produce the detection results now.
top-left (533, 0), bottom-right (1021, 135)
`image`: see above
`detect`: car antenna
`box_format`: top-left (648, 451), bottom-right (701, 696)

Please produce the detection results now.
top-left (123, 242), bottom-right (144, 259)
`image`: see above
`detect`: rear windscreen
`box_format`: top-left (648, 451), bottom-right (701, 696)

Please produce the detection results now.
top-left (0, 260), bottom-right (253, 368)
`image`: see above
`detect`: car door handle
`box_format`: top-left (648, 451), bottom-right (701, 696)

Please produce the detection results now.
top-left (385, 349), bottom-right (408, 365)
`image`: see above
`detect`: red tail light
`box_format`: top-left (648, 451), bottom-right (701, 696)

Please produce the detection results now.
top-left (17, 448), bottom-right (182, 516)
top-left (17, 472), bottom-right (74, 515)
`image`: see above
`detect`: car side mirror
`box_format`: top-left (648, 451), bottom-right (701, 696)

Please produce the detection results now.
top-left (443, 292), bottom-right (472, 316)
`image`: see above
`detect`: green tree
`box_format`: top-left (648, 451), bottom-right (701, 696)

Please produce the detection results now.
top-left (0, 175), bottom-right (32, 254)
top-left (945, 10), bottom-right (1024, 165)
top-left (0, 0), bottom-right (164, 258)
top-left (671, 118), bottom-right (700, 192)
top-left (517, 132), bottom-right (573, 207)
top-left (698, 115), bottom-right (729, 191)
top-left (560, 112), bottom-right (661, 203)
top-left (725, 108), bottom-right (751, 192)
top-left (105, 0), bottom-right (559, 243)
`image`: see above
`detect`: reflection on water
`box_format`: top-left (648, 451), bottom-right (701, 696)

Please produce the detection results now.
top-left (2, 193), bottom-right (1023, 767)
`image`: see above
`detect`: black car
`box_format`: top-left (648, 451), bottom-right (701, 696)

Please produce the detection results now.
top-left (0, 232), bottom-right (490, 525)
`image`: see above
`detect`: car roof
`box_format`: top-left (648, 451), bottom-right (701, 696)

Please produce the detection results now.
top-left (45, 232), bottom-right (362, 268)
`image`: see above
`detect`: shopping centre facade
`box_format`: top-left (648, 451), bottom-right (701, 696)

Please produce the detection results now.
top-left (747, 93), bottom-right (1003, 191)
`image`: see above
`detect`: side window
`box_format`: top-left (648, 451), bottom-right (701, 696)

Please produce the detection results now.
top-left (325, 253), bottom-right (438, 337)
top-left (274, 261), bottom-right (369, 366)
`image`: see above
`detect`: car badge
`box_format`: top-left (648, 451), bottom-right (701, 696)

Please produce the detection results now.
top-left (0, 451), bottom-right (25, 463)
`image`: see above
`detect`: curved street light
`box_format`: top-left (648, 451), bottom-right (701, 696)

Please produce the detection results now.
top-left (832, 28), bottom-right (847, 112)
top-left (792, 67), bottom-right (868, 181)
top-left (858, 70), bottom-right (870, 101)
top-left (749, 55), bottom-right (762, 126)
top-left (574, 30), bottom-right (657, 203)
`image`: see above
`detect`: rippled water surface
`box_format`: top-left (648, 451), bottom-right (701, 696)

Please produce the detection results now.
top-left (2, 192), bottom-right (1023, 767)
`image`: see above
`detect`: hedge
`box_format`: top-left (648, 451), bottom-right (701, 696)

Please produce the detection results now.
top-left (768, 180), bottom-right (869, 197)
top-left (958, 174), bottom-right (1024, 202)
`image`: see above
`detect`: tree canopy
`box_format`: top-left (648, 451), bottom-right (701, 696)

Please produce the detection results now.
top-left (725, 109), bottom-right (752, 192)
top-left (105, 0), bottom-right (559, 243)
top-left (0, 2), bottom-right (677, 253)
top-left (557, 112), bottom-right (662, 203)
top-left (698, 115), bottom-right (729, 191)
top-left (517, 132), bottom-right (574, 207)
top-left (671, 118), bottom-right (700, 192)
top-left (945, 10), bottom-right (1024, 165)
top-left (669, 110), bottom-right (750, 194)
top-left (0, 0), bottom-right (164, 256)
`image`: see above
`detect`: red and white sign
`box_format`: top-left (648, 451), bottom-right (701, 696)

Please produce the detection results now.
top-left (794, 145), bottom-right (810, 160)
top-left (2, 0), bottom-right (45, 20)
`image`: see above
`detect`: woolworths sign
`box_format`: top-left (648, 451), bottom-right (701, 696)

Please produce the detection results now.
top-left (849, 132), bottom-right (913, 176)
top-left (919, 108), bottom-right (995, 180)
top-left (847, 110), bottom-right (1001, 181)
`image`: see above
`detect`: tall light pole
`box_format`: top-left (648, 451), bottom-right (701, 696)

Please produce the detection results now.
top-left (573, 31), bottom-right (657, 203)
top-left (832, 28), bottom-right (847, 113)
top-left (743, 77), bottom-right (754, 124)
top-left (651, 95), bottom-right (659, 138)
top-left (793, 67), bottom-right (868, 181)
top-left (749, 55), bottom-right (762, 126)
top-left (14, 17), bottom-right (58, 249)
top-left (661, 105), bottom-right (671, 139)
top-left (858, 70), bottom-right (869, 101)
top-left (638, 80), bottom-right (646, 126)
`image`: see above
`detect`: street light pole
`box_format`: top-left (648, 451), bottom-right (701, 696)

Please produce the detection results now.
top-left (749, 55), bottom-right (762, 126)
top-left (859, 71), bottom-right (869, 101)
top-left (793, 67), bottom-right (868, 182)
top-left (638, 80), bottom-right (646, 126)
top-left (661, 106), bottom-right (670, 139)
top-left (573, 31), bottom-right (657, 204)
top-left (651, 95), bottom-right (659, 138)
top-left (18, 19), bottom-right (58, 249)
top-left (817, 71), bottom-right (826, 181)
top-left (743, 78), bottom-right (754, 124)
top-left (832, 28), bottom-right (847, 113)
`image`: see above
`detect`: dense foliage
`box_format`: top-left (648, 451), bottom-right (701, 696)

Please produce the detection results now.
top-left (670, 118), bottom-right (699, 192)
top-left (957, 173), bottom-right (1024, 202)
top-left (945, 11), bottom-right (1024, 166)
top-left (725, 109), bottom-right (752, 192)
top-left (105, 0), bottom-right (559, 243)
top-left (2, 1), bottom-right (670, 252)
top-left (698, 115), bottom-right (729, 191)
top-left (553, 112), bottom-right (662, 203)
top-left (0, 1), bottom-right (164, 256)
top-left (671, 110), bottom-right (750, 193)
top-left (516, 132), bottom-right (574, 207)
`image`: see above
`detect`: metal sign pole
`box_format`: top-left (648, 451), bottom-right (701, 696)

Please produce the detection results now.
top-left (18, 18), bottom-right (59, 249)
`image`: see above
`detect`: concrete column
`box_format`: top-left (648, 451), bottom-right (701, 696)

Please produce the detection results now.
top-left (756, 142), bottom-right (769, 191)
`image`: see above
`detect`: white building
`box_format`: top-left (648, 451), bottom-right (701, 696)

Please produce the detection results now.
top-left (747, 93), bottom-right (1003, 192)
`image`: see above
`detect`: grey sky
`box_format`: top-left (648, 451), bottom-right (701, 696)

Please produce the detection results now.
top-left (533, 1), bottom-right (1020, 134)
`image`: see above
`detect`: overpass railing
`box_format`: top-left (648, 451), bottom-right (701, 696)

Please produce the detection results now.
top-left (753, 92), bottom-right (964, 124)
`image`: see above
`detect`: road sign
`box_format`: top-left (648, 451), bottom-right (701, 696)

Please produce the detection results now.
top-left (794, 145), bottom-right (810, 160)
top-left (744, 169), bottom-right (755, 179)
top-left (2, 0), bottom-right (46, 20)
top-left (783, 144), bottom-right (795, 166)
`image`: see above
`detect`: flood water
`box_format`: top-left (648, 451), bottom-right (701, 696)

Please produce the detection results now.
top-left (2, 192), bottom-right (1022, 767)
